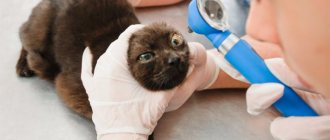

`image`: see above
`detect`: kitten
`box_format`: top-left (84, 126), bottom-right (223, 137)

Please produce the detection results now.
top-left (16, 0), bottom-right (139, 118)
top-left (128, 23), bottom-right (190, 91)
top-left (16, 0), bottom-right (189, 119)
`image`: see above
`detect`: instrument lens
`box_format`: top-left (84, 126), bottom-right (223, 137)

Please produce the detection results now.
top-left (204, 0), bottom-right (223, 22)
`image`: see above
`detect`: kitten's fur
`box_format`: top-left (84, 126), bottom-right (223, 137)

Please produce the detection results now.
top-left (128, 23), bottom-right (189, 91)
top-left (16, 0), bottom-right (139, 118)
top-left (16, 0), bottom-right (189, 121)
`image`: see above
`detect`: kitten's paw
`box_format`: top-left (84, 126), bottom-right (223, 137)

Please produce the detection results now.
top-left (16, 58), bottom-right (35, 77)
top-left (17, 68), bottom-right (35, 77)
top-left (17, 65), bottom-right (35, 77)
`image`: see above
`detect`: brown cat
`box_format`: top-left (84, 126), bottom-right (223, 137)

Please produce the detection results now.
top-left (128, 23), bottom-right (189, 91)
top-left (16, 0), bottom-right (139, 118)
top-left (16, 0), bottom-right (189, 120)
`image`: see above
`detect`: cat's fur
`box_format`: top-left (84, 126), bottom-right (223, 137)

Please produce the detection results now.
top-left (128, 23), bottom-right (189, 91)
top-left (16, 0), bottom-right (189, 121)
top-left (16, 0), bottom-right (139, 118)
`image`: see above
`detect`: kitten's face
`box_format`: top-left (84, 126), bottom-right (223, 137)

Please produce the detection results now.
top-left (128, 23), bottom-right (190, 91)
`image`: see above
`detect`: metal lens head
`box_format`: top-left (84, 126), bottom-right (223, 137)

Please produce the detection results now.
top-left (197, 0), bottom-right (228, 31)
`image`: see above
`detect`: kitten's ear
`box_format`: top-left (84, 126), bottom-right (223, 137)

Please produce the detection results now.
top-left (81, 47), bottom-right (94, 90)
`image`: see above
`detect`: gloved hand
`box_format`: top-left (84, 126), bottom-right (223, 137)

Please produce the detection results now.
top-left (81, 24), bottom-right (219, 139)
top-left (246, 58), bottom-right (330, 140)
top-left (206, 38), bottom-right (330, 140)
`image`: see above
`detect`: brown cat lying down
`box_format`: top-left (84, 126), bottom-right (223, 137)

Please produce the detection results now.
top-left (16, 0), bottom-right (189, 119)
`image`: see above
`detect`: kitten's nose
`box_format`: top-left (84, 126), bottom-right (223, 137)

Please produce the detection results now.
top-left (167, 55), bottom-right (180, 66)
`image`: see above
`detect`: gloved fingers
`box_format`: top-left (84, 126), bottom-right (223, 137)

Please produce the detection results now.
top-left (187, 42), bottom-right (207, 66)
top-left (91, 98), bottom-right (160, 135)
top-left (165, 86), bottom-right (194, 112)
top-left (153, 88), bottom-right (176, 105)
top-left (118, 24), bottom-right (145, 41)
top-left (100, 24), bottom-right (145, 61)
top-left (271, 116), bottom-right (330, 140)
top-left (265, 58), bottom-right (317, 93)
top-left (166, 50), bottom-right (221, 111)
top-left (246, 83), bottom-right (284, 115)
top-left (207, 49), bottom-right (249, 83)
top-left (81, 47), bottom-right (94, 91)
top-left (89, 88), bottom-right (176, 134)
top-left (165, 100), bottom-right (182, 112)
top-left (166, 70), bottom-right (199, 112)
top-left (166, 43), bottom-right (208, 111)
top-left (93, 24), bottom-right (145, 79)
top-left (196, 51), bottom-right (220, 90)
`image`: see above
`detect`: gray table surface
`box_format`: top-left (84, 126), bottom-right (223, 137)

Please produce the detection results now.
top-left (0, 0), bottom-right (279, 139)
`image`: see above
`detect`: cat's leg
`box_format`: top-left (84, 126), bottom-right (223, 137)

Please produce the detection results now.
top-left (26, 50), bottom-right (59, 81)
top-left (51, 6), bottom-right (94, 118)
top-left (16, 0), bottom-right (59, 81)
top-left (16, 48), bottom-right (35, 77)
top-left (55, 72), bottom-right (92, 118)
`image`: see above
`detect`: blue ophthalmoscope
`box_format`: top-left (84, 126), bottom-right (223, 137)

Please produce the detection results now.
top-left (188, 0), bottom-right (318, 117)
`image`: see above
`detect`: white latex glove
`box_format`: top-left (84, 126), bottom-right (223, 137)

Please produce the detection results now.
top-left (246, 58), bottom-right (330, 140)
top-left (81, 24), bottom-right (219, 139)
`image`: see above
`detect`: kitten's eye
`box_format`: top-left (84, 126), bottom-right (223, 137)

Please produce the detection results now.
top-left (171, 34), bottom-right (183, 47)
top-left (138, 52), bottom-right (154, 62)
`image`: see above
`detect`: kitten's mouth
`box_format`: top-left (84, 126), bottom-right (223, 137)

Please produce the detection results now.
top-left (154, 65), bottom-right (187, 78)
top-left (152, 65), bottom-right (188, 86)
